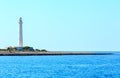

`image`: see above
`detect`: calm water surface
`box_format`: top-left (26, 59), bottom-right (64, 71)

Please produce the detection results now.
top-left (0, 53), bottom-right (120, 78)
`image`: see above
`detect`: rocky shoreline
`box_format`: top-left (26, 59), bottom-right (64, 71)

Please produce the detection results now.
top-left (0, 51), bottom-right (113, 56)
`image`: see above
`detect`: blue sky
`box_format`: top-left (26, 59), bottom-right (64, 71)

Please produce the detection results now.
top-left (0, 0), bottom-right (120, 51)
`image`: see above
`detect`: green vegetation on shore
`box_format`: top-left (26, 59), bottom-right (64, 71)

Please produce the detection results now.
top-left (0, 46), bottom-right (47, 52)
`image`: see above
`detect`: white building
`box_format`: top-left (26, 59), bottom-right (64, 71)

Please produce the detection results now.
top-left (18, 17), bottom-right (23, 47)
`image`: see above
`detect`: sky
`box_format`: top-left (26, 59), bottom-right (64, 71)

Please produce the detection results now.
top-left (0, 0), bottom-right (120, 51)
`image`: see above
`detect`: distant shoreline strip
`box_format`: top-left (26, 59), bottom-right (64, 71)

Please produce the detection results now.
top-left (0, 52), bottom-right (113, 56)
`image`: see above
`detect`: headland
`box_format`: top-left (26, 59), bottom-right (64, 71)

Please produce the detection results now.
top-left (0, 51), bottom-right (113, 56)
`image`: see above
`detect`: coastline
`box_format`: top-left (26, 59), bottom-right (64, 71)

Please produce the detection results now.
top-left (0, 51), bottom-right (113, 56)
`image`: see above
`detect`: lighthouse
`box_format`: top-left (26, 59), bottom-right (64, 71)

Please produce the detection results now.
top-left (18, 17), bottom-right (23, 47)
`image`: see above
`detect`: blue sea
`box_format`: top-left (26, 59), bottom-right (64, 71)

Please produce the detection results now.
top-left (0, 52), bottom-right (120, 78)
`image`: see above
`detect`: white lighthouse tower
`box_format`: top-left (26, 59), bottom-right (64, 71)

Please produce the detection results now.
top-left (18, 17), bottom-right (23, 47)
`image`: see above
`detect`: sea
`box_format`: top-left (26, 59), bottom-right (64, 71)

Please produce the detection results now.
top-left (0, 52), bottom-right (119, 78)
